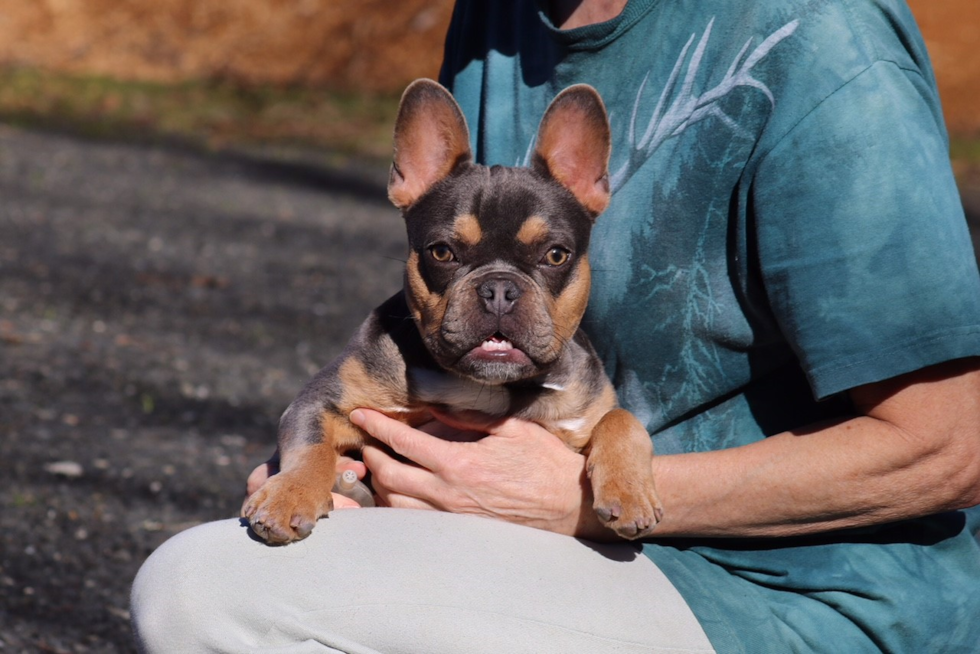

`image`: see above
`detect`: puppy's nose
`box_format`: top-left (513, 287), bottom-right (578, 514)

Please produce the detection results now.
top-left (477, 278), bottom-right (522, 315)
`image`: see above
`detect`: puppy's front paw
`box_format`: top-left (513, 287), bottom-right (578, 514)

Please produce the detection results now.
top-left (589, 464), bottom-right (663, 540)
top-left (241, 472), bottom-right (333, 544)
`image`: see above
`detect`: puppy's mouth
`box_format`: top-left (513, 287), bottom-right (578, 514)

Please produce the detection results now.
top-left (480, 334), bottom-right (515, 353)
top-left (464, 333), bottom-right (532, 366)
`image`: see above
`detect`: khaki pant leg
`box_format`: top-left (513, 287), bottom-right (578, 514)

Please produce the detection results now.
top-left (131, 509), bottom-right (715, 654)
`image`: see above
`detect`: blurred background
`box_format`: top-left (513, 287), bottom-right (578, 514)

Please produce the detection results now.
top-left (0, 1), bottom-right (976, 652)
top-left (0, 0), bottom-right (454, 157)
top-left (0, 2), bottom-right (976, 151)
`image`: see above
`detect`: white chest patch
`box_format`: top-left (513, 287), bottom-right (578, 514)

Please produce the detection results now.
top-left (554, 417), bottom-right (587, 433)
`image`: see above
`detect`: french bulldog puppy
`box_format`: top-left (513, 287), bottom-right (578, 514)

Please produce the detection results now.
top-left (243, 79), bottom-right (663, 544)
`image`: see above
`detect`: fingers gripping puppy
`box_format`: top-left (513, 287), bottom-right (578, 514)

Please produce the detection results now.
top-left (242, 79), bottom-right (663, 544)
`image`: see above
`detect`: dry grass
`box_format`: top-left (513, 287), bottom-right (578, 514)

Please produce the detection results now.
top-left (0, 67), bottom-right (400, 159)
top-left (2, 64), bottom-right (978, 180)
top-left (952, 138), bottom-right (980, 191)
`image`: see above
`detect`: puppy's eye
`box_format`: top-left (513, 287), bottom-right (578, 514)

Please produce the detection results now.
top-left (543, 247), bottom-right (571, 267)
top-left (429, 244), bottom-right (455, 263)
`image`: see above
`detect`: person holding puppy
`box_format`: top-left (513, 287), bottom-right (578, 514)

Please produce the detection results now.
top-left (132, 0), bottom-right (980, 652)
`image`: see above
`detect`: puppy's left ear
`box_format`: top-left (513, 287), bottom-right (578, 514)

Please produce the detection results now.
top-left (389, 79), bottom-right (473, 210)
top-left (532, 85), bottom-right (611, 217)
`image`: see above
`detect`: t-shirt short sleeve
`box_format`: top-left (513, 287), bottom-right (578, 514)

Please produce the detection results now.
top-left (753, 60), bottom-right (980, 399)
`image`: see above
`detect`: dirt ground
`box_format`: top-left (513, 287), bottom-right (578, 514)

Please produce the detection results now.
top-left (0, 127), bottom-right (406, 652)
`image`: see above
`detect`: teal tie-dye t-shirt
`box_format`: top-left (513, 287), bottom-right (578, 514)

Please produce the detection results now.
top-left (439, 0), bottom-right (980, 651)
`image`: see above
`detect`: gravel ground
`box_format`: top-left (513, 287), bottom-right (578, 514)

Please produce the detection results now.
top-left (1, 124), bottom-right (978, 653)
top-left (0, 125), bottom-right (404, 652)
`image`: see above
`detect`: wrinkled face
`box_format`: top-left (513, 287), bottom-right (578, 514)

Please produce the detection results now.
top-left (403, 165), bottom-right (594, 384)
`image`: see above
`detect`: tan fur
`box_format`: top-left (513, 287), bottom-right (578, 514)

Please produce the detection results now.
top-left (516, 215), bottom-right (550, 246)
top-left (336, 355), bottom-right (409, 419)
top-left (547, 259), bottom-right (592, 352)
top-left (321, 412), bottom-right (369, 456)
top-left (571, 382), bottom-right (619, 448)
top-left (334, 354), bottom-right (430, 429)
top-left (243, 440), bottom-right (338, 544)
top-left (539, 377), bottom-right (618, 451)
top-left (405, 250), bottom-right (450, 335)
top-left (243, 359), bottom-right (419, 545)
top-left (586, 408), bottom-right (664, 538)
top-left (453, 213), bottom-right (483, 246)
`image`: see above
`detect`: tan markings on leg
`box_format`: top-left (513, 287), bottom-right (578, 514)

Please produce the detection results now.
top-left (516, 215), bottom-right (550, 246)
top-left (571, 381), bottom-right (619, 447)
top-left (242, 439), bottom-right (338, 544)
top-left (547, 259), bottom-right (591, 350)
top-left (335, 355), bottom-right (410, 423)
top-left (321, 412), bottom-right (369, 455)
top-left (587, 408), bottom-right (663, 539)
top-left (405, 250), bottom-right (450, 337)
top-left (453, 213), bottom-right (483, 246)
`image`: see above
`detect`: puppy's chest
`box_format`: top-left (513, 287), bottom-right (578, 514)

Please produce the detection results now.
top-left (406, 367), bottom-right (593, 449)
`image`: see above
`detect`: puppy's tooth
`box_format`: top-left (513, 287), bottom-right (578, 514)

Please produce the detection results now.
top-left (481, 338), bottom-right (514, 351)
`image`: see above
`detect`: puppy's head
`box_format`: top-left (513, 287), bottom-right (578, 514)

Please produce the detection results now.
top-left (389, 79), bottom-right (611, 384)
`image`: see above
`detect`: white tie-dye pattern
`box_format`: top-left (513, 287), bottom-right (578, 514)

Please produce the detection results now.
top-left (519, 18), bottom-right (798, 179)
top-left (610, 17), bottom-right (799, 192)
top-left (586, 18), bottom-right (800, 434)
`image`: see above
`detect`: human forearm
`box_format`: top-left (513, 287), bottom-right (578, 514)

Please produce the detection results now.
top-left (357, 410), bottom-right (966, 541)
top-left (352, 359), bottom-right (980, 542)
top-left (649, 420), bottom-right (960, 538)
top-left (649, 359), bottom-right (980, 539)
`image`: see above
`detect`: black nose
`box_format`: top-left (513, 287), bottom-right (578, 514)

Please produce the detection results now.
top-left (477, 278), bottom-right (522, 315)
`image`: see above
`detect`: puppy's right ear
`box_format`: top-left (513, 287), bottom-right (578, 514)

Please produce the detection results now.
top-left (388, 79), bottom-right (473, 210)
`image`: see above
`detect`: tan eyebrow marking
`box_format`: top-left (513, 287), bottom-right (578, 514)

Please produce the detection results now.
top-left (516, 215), bottom-right (550, 246)
top-left (453, 213), bottom-right (482, 246)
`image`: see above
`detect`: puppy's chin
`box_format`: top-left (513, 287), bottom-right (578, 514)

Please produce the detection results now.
top-left (453, 340), bottom-right (539, 384)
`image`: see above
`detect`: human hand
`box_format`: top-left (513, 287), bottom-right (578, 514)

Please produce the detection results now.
top-left (351, 408), bottom-right (612, 540)
top-left (242, 449), bottom-right (367, 513)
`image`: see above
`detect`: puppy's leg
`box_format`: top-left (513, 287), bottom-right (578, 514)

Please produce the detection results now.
top-left (586, 409), bottom-right (663, 539)
top-left (242, 412), bottom-right (361, 544)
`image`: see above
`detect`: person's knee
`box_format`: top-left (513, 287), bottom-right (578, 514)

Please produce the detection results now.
top-left (130, 519), bottom-right (245, 651)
